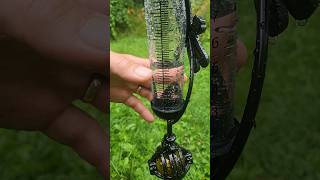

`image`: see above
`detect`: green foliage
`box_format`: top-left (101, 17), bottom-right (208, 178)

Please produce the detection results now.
top-left (110, 0), bottom-right (320, 179)
top-left (110, 0), bottom-right (134, 38)
top-left (191, 0), bottom-right (207, 11)
top-left (0, 130), bottom-right (100, 180)
top-left (0, 101), bottom-right (107, 179)
top-left (110, 1), bottom-right (210, 179)
top-left (110, 0), bottom-right (207, 39)
top-left (229, 2), bottom-right (320, 179)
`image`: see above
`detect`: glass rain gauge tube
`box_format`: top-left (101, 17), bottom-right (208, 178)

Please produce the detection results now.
top-left (146, 0), bottom-right (186, 118)
top-left (211, 0), bottom-right (319, 179)
top-left (144, 0), bottom-right (208, 179)
top-left (211, 0), bottom-right (237, 161)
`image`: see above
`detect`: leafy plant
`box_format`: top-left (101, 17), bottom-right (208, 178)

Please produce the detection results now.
top-left (110, 0), bottom-right (134, 38)
top-left (110, 1), bottom-right (211, 179)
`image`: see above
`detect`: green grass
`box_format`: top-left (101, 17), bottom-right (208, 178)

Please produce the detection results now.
top-left (229, 2), bottom-right (320, 180)
top-left (0, 101), bottom-right (106, 180)
top-left (110, 1), bottom-right (210, 179)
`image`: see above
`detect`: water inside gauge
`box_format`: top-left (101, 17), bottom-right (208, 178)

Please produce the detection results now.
top-left (145, 0), bottom-right (186, 111)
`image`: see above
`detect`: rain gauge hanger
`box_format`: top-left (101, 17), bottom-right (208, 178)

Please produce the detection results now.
top-left (211, 0), bottom-right (319, 179)
top-left (144, 0), bottom-right (209, 179)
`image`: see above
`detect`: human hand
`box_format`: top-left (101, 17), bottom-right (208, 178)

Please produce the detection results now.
top-left (110, 51), bottom-right (190, 122)
top-left (0, 0), bottom-right (108, 178)
top-left (236, 39), bottom-right (247, 70)
top-left (110, 51), bottom-right (154, 122)
top-left (0, 0), bottom-right (107, 72)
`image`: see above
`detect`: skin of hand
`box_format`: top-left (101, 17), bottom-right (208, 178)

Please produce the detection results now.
top-left (0, 1), bottom-right (247, 179)
top-left (211, 15), bottom-right (247, 71)
top-left (236, 39), bottom-right (248, 70)
top-left (0, 0), bottom-right (108, 179)
top-left (110, 51), bottom-right (155, 122)
top-left (110, 41), bottom-right (246, 122)
top-left (110, 52), bottom-right (189, 122)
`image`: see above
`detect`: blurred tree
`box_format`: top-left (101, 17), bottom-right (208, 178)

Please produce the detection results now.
top-left (110, 0), bottom-right (134, 38)
top-left (109, 0), bottom-right (206, 38)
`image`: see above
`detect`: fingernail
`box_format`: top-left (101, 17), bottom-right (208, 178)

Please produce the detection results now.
top-left (147, 116), bottom-right (155, 123)
top-left (134, 66), bottom-right (152, 78)
top-left (79, 14), bottom-right (108, 52)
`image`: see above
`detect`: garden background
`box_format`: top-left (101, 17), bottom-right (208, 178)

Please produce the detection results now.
top-left (0, 101), bottom-right (106, 179)
top-left (231, 1), bottom-right (320, 180)
top-left (110, 0), bottom-right (211, 179)
top-left (111, 0), bottom-right (320, 179)
top-left (0, 0), bottom-right (318, 179)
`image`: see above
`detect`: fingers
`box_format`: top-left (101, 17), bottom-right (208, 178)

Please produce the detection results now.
top-left (92, 80), bottom-right (107, 112)
top-left (110, 52), bottom-right (152, 84)
top-left (124, 96), bottom-right (154, 122)
top-left (127, 83), bottom-right (152, 100)
top-left (153, 65), bottom-right (184, 84)
top-left (43, 106), bottom-right (108, 178)
top-left (135, 86), bottom-right (153, 101)
top-left (121, 53), bottom-right (150, 68)
top-left (236, 39), bottom-right (248, 71)
top-left (3, 0), bottom-right (107, 73)
top-left (184, 74), bottom-right (188, 82)
top-left (137, 87), bottom-right (153, 101)
top-left (76, 0), bottom-right (107, 14)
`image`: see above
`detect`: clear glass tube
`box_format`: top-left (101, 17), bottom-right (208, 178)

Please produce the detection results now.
top-left (211, 0), bottom-right (237, 157)
top-left (145, 0), bottom-right (187, 112)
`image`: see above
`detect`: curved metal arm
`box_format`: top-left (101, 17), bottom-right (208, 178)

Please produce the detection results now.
top-left (213, 0), bottom-right (269, 179)
top-left (212, 0), bottom-right (319, 179)
top-left (181, 0), bottom-right (195, 121)
top-left (182, 0), bottom-right (209, 122)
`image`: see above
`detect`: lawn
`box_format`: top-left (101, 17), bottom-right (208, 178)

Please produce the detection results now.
top-left (229, 2), bottom-right (320, 180)
top-left (0, 101), bottom-right (106, 179)
top-left (110, 1), bottom-right (211, 179)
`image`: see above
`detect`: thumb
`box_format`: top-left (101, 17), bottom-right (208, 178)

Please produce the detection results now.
top-left (236, 39), bottom-right (247, 71)
top-left (1, 0), bottom-right (107, 73)
top-left (110, 52), bottom-right (153, 84)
